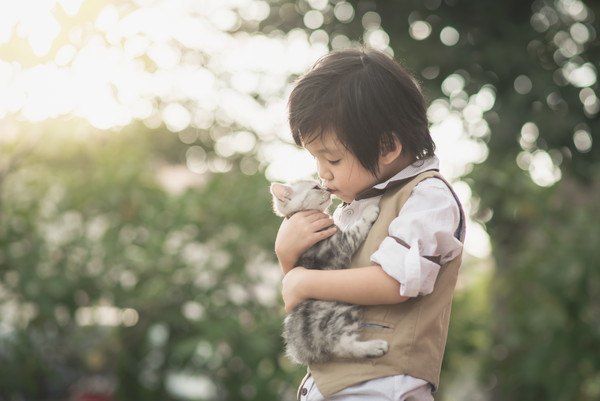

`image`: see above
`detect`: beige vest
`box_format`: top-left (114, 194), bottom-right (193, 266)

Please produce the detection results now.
top-left (304, 170), bottom-right (465, 397)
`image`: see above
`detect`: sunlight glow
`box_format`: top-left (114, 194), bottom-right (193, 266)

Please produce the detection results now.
top-left (167, 374), bottom-right (217, 400)
top-left (441, 74), bottom-right (465, 96)
top-left (58, 0), bottom-right (84, 16)
top-left (427, 77), bottom-right (496, 258)
top-left (365, 28), bottom-right (390, 51)
top-left (529, 150), bottom-right (562, 187)
top-left (0, 0), bottom-right (328, 136)
top-left (264, 143), bottom-right (315, 182)
top-left (0, 0), bottom-right (493, 260)
top-left (75, 305), bottom-right (139, 327)
top-left (564, 62), bottom-right (597, 87)
top-left (452, 181), bottom-right (491, 259)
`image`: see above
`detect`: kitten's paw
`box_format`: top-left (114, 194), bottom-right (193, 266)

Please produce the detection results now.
top-left (363, 339), bottom-right (388, 358)
top-left (362, 205), bottom-right (380, 224)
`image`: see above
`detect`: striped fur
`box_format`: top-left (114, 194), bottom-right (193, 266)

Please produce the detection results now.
top-left (270, 180), bottom-right (388, 365)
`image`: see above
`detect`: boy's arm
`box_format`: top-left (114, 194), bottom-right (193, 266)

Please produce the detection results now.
top-left (281, 265), bottom-right (410, 313)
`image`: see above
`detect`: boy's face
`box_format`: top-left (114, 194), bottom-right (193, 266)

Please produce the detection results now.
top-left (304, 133), bottom-right (379, 204)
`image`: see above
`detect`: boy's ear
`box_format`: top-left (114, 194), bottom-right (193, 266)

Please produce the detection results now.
top-left (270, 183), bottom-right (293, 202)
top-left (380, 136), bottom-right (403, 165)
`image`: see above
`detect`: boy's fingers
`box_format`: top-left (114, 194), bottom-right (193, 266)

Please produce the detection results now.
top-left (298, 210), bottom-right (321, 217)
top-left (294, 210), bottom-right (322, 222)
top-left (314, 217), bottom-right (334, 230)
top-left (320, 226), bottom-right (336, 237)
top-left (306, 214), bottom-right (324, 223)
top-left (298, 211), bottom-right (330, 223)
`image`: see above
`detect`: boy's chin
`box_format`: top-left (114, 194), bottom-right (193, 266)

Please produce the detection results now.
top-left (334, 193), bottom-right (352, 203)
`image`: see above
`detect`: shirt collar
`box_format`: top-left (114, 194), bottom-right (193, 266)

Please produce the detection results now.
top-left (354, 156), bottom-right (440, 201)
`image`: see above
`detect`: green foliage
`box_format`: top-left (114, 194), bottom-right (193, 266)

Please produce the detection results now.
top-left (379, 0), bottom-right (600, 169)
top-left (0, 125), bottom-right (303, 400)
top-left (481, 171), bottom-right (600, 401)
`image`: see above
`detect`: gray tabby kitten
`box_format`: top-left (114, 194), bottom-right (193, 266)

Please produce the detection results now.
top-left (270, 180), bottom-right (388, 365)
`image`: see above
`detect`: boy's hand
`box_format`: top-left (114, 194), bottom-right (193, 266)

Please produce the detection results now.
top-left (275, 210), bottom-right (336, 273)
top-left (281, 266), bottom-right (310, 313)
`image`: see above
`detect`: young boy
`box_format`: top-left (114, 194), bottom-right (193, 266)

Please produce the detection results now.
top-left (275, 49), bottom-right (465, 401)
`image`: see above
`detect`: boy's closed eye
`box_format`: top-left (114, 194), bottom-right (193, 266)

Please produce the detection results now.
top-left (328, 159), bottom-right (341, 165)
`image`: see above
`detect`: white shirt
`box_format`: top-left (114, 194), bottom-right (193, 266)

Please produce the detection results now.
top-left (333, 156), bottom-right (464, 297)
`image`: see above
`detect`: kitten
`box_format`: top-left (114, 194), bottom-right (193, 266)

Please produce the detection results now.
top-left (270, 180), bottom-right (388, 365)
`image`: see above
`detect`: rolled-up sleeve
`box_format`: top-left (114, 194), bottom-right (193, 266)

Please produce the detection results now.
top-left (370, 179), bottom-right (463, 297)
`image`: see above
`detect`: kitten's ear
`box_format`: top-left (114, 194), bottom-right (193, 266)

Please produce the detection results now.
top-left (270, 183), bottom-right (293, 202)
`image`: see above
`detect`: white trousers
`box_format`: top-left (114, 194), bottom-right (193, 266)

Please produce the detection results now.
top-left (300, 374), bottom-right (434, 401)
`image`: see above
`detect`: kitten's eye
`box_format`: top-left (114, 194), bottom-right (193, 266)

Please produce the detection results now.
top-left (312, 185), bottom-right (320, 190)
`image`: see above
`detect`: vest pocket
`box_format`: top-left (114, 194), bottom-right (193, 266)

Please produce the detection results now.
top-left (361, 320), bottom-right (395, 336)
top-left (362, 323), bottom-right (392, 329)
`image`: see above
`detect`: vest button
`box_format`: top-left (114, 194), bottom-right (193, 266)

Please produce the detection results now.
top-left (301, 387), bottom-right (308, 396)
top-left (345, 209), bottom-right (354, 216)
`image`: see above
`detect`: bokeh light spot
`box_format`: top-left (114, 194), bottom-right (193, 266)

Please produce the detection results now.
top-left (362, 11), bottom-right (381, 30)
top-left (441, 74), bottom-right (465, 96)
top-left (334, 2), bottom-right (354, 23)
top-left (303, 10), bottom-right (324, 30)
top-left (162, 103), bottom-right (191, 133)
top-left (186, 146), bottom-right (207, 174)
top-left (573, 129), bottom-right (592, 153)
top-left (570, 22), bottom-right (590, 43)
top-left (409, 21), bottom-right (432, 41)
top-left (440, 26), bottom-right (460, 46)
top-left (564, 62), bottom-right (597, 88)
top-left (514, 75), bottom-right (533, 94)
top-left (529, 150), bottom-right (561, 187)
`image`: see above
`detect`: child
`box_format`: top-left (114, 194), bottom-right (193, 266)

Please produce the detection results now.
top-left (275, 48), bottom-right (465, 401)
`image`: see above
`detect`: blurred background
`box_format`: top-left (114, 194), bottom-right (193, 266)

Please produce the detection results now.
top-left (0, 0), bottom-right (598, 400)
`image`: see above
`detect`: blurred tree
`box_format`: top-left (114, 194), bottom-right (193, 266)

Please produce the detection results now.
top-left (0, 123), bottom-right (300, 400)
top-left (374, 0), bottom-right (600, 400)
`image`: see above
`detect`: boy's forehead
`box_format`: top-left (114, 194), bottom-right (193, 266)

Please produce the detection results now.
top-left (303, 132), bottom-right (344, 154)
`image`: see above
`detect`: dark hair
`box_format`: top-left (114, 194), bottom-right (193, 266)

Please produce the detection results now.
top-left (288, 48), bottom-right (435, 175)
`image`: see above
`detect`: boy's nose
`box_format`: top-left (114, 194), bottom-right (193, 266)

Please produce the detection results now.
top-left (317, 167), bottom-right (333, 181)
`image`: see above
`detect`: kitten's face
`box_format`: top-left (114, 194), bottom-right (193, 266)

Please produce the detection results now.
top-left (270, 180), bottom-right (332, 217)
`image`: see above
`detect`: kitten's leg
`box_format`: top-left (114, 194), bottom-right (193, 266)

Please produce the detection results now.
top-left (339, 204), bottom-right (380, 252)
top-left (331, 333), bottom-right (389, 359)
top-left (360, 204), bottom-right (380, 225)
top-left (325, 304), bottom-right (388, 360)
